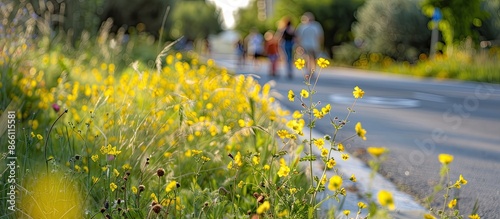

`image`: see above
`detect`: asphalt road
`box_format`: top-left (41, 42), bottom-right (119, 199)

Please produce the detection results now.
top-left (206, 49), bottom-right (500, 218)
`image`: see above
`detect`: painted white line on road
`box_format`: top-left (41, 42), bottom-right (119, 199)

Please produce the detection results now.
top-left (330, 95), bottom-right (421, 108)
top-left (413, 92), bottom-right (447, 103)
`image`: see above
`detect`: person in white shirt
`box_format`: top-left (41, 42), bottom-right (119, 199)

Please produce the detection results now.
top-left (295, 12), bottom-right (324, 74)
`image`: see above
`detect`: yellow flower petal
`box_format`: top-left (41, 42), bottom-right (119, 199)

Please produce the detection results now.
top-left (438, 154), bottom-right (454, 165)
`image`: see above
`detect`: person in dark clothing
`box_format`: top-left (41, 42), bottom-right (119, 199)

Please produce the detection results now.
top-left (278, 16), bottom-right (295, 79)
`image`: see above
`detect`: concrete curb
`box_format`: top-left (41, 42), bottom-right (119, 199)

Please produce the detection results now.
top-left (302, 128), bottom-right (427, 218)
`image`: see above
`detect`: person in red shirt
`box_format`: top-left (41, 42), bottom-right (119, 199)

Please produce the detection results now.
top-left (264, 30), bottom-right (280, 77)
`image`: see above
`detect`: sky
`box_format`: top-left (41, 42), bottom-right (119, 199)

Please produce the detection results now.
top-left (207, 0), bottom-right (250, 29)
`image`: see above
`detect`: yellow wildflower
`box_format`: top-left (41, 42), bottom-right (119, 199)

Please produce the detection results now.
top-left (424, 213), bottom-right (436, 219)
top-left (238, 180), bottom-right (244, 188)
top-left (458, 174), bottom-right (467, 185)
top-left (300, 89), bottom-right (309, 98)
top-left (113, 168), bottom-right (120, 177)
top-left (278, 165), bottom-right (290, 177)
top-left (252, 156), bottom-right (260, 165)
top-left (277, 129), bottom-right (290, 139)
top-left (100, 144), bottom-right (121, 156)
top-left (350, 174), bottom-right (356, 182)
top-left (201, 156), bottom-right (211, 162)
top-left (367, 147), bottom-right (387, 158)
top-left (338, 143), bottom-right (345, 152)
top-left (353, 86), bottom-right (365, 98)
top-left (342, 154), bottom-right (349, 160)
top-left (358, 201), bottom-right (366, 209)
top-left (468, 214), bottom-right (480, 219)
top-left (131, 186), bottom-right (138, 194)
top-left (438, 154), bottom-right (454, 165)
top-left (110, 182), bottom-right (118, 192)
top-left (91, 154), bottom-right (99, 162)
top-left (92, 176), bottom-right (99, 184)
top-left (448, 199), bottom-right (457, 209)
top-left (256, 201), bottom-right (270, 214)
top-left (328, 175), bottom-right (342, 191)
top-left (343, 210), bottom-right (350, 216)
top-left (377, 190), bottom-right (395, 210)
top-left (165, 181), bottom-right (177, 193)
top-left (355, 122), bottom-right (367, 140)
top-left (151, 193), bottom-right (158, 203)
top-left (322, 104), bottom-right (331, 114)
top-left (327, 159), bottom-right (336, 169)
top-left (321, 148), bottom-right (329, 157)
top-left (36, 134), bottom-right (43, 140)
top-left (295, 58), bottom-right (305, 70)
top-left (122, 163), bottom-right (132, 171)
top-left (313, 108), bottom-right (324, 119)
top-left (234, 152), bottom-right (243, 167)
top-left (263, 164), bottom-right (270, 170)
top-left (320, 175), bottom-right (327, 185)
top-left (292, 111), bottom-right (303, 119)
top-left (288, 90), bottom-right (295, 102)
top-left (313, 138), bottom-right (325, 148)
top-left (191, 149), bottom-right (202, 155)
top-left (317, 58), bottom-right (330, 68)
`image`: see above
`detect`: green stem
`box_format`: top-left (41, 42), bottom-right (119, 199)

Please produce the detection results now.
top-left (44, 109), bottom-right (68, 174)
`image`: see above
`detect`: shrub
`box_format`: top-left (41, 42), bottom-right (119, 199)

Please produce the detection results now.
top-left (352, 0), bottom-right (431, 62)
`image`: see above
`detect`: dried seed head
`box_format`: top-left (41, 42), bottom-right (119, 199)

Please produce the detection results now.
top-left (139, 185), bottom-right (145, 192)
top-left (100, 208), bottom-right (106, 213)
top-left (176, 182), bottom-right (181, 188)
top-left (156, 168), bottom-right (165, 177)
top-left (257, 195), bottom-right (265, 203)
top-left (152, 204), bottom-right (162, 214)
top-left (253, 192), bottom-right (259, 198)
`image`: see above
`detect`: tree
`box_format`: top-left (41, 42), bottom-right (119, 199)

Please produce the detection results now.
top-left (234, 0), bottom-right (276, 38)
top-left (478, 0), bottom-right (500, 41)
top-left (353, 0), bottom-right (431, 62)
top-left (170, 1), bottom-right (223, 41)
top-left (422, 0), bottom-right (488, 46)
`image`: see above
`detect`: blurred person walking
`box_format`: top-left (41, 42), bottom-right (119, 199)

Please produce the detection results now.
top-left (264, 30), bottom-right (280, 77)
top-left (277, 16), bottom-right (296, 79)
top-left (296, 12), bottom-right (324, 75)
top-left (245, 28), bottom-right (265, 69)
top-left (235, 38), bottom-right (246, 67)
